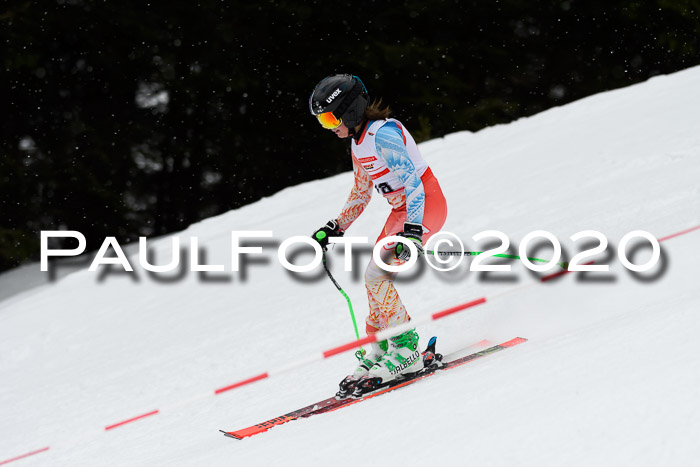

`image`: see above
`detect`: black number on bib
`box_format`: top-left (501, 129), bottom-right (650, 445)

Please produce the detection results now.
top-left (376, 182), bottom-right (394, 194)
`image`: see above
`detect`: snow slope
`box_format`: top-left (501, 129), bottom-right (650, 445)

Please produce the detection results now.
top-left (1, 66), bottom-right (699, 467)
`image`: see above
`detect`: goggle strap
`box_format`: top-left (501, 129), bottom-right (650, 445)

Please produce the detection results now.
top-left (332, 79), bottom-right (364, 121)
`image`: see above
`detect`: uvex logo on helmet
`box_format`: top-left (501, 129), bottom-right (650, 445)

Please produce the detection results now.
top-left (326, 88), bottom-right (342, 104)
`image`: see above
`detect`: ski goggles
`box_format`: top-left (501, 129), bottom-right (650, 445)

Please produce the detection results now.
top-left (316, 111), bottom-right (342, 130)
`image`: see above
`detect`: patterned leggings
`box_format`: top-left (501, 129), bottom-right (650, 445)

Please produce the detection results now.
top-left (364, 169), bottom-right (447, 334)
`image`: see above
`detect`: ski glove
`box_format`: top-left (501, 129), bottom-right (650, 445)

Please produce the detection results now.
top-left (312, 219), bottom-right (344, 250)
top-left (395, 222), bottom-right (424, 261)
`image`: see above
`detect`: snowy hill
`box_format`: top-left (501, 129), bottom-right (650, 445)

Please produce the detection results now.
top-left (1, 66), bottom-right (700, 467)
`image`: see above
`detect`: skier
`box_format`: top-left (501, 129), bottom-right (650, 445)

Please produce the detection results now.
top-left (309, 74), bottom-right (448, 389)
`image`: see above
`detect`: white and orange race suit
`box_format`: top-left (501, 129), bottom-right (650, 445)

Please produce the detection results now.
top-left (336, 118), bottom-right (448, 336)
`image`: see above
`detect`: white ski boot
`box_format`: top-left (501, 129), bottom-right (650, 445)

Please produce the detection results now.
top-left (368, 328), bottom-right (423, 382)
top-left (353, 341), bottom-right (388, 378)
top-left (336, 340), bottom-right (388, 399)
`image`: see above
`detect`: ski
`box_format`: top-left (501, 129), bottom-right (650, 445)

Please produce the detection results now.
top-left (220, 337), bottom-right (526, 440)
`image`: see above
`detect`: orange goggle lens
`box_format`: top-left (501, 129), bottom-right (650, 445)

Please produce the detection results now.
top-left (316, 112), bottom-right (342, 129)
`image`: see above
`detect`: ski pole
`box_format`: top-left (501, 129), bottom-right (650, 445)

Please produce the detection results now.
top-left (425, 249), bottom-right (568, 270)
top-left (321, 251), bottom-right (361, 341)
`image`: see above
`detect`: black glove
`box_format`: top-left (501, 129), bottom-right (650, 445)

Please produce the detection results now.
top-left (395, 222), bottom-right (424, 261)
top-left (312, 219), bottom-right (344, 250)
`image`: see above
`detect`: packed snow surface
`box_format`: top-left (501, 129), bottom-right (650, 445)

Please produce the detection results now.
top-left (1, 66), bottom-right (699, 466)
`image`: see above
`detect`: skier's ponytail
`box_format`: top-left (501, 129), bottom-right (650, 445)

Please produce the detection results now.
top-left (364, 98), bottom-right (392, 120)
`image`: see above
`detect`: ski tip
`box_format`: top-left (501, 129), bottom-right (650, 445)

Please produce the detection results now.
top-left (500, 337), bottom-right (527, 348)
top-left (220, 429), bottom-right (243, 440)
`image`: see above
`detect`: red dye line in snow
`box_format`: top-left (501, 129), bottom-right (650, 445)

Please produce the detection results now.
top-left (0, 447), bottom-right (50, 466)
top-left (658, 224), bottom-right (700, 243)
top-left (323, 334), bottom-right (377, 358)
top-left (215, 372), bottom-right (269, 395)
top-left (432, 297), bottom-right (486, 320)
top-left (541, 261), bottom-right (595, 282)
top-left (105, 410), bottom-right (159, 431)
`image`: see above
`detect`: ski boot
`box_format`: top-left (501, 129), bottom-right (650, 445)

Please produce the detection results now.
top-left (351, 328), bottom-right (423, 397)
top-left (335, 340), bottom-right (388, 399)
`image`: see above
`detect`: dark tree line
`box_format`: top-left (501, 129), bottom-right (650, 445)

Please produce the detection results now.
top-left (1, 0), bottom-right (699, 271)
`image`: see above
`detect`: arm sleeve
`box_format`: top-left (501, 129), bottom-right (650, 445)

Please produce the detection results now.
top-left (336, 154), bottom-right (373, 231)
top-left (375, 123), bottom-right (425, 226)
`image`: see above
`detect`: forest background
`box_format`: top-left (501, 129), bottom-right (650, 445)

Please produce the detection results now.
top-left (2, 0), bottom-right (699, 271)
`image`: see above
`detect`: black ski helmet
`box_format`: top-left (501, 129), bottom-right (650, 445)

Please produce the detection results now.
top-left (309, 74), bottom-right (369, 129)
